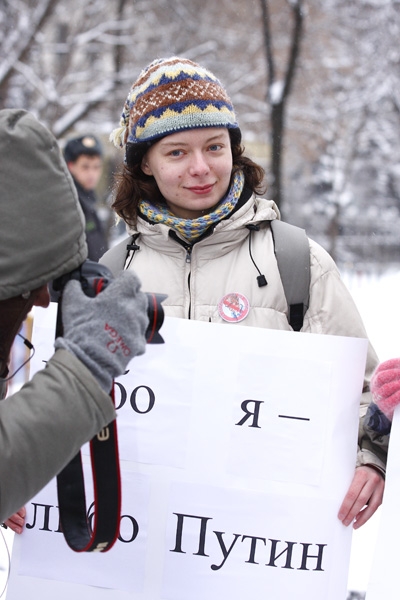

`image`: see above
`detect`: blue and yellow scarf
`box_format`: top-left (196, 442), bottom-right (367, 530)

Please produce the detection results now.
top-left (138, 170), bottom-right (244, 242)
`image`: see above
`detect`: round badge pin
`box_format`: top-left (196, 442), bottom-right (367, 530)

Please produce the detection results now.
top-left (218, 293), bottom-right (250, 323)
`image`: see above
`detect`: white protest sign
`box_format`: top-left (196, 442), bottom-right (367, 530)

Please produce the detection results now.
top-left (366, 406), bottom-right (400, 600)
top-left (6, 307), bottom-right (368, 600)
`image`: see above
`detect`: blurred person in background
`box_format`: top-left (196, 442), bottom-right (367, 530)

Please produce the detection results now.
top-left (64, 134), bottom-right (108, 261)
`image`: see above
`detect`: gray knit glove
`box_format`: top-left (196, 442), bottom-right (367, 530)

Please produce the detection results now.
top-left (55, 271), bottom-right (148, 392)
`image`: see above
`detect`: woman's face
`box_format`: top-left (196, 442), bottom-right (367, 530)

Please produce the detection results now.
top-left (141, 127), bottom-right (233, 219)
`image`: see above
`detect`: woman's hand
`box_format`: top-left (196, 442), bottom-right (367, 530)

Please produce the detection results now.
top-left (338, 466), bottom-right (384, 529)
top-left (3, 506), bottom-right (26, 534)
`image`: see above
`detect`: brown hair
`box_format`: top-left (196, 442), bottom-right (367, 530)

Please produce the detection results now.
top-left (111, 131), bottom-right (267, 227)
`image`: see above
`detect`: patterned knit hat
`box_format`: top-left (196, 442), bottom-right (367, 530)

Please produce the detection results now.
top-left (110, 57), bottom-right (240, 149)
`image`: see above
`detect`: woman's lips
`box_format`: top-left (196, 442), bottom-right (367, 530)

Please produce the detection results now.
top-left (187, 184), bottom-right (214, 195)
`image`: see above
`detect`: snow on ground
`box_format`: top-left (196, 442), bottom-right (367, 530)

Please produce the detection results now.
top-left (342, 267), bottom-right (400, 362)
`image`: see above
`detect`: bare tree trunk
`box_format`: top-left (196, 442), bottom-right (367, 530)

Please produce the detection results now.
top-left (260, 0), bottom-right (304, 210)
top-left (327, 203), bottom-right (341, 263)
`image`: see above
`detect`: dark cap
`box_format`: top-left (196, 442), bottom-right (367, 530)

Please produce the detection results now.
top-left (63, 134), bottom-right (103, 162)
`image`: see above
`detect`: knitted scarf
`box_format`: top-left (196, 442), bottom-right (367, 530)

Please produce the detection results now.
top-left (138, 169), bottom-right (244, 242)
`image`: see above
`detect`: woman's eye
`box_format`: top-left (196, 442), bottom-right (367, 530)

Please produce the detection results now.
top-left (209, 144), bottom-right (222, 151)
top-left (170, 149), bottom-right (183, 157)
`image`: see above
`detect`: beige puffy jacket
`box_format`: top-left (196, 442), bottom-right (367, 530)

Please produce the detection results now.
top-left (101, 194), bottom-right (385, 474)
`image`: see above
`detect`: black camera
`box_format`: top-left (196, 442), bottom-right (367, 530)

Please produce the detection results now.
top-left (53, 259), bottom-right (165, 344)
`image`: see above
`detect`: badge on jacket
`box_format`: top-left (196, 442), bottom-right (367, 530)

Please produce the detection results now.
top-left (218, 293), bottom-right (249, 323)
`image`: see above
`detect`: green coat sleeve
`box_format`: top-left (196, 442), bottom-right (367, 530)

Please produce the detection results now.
top-left (0, 348), bottom-right (116, 522)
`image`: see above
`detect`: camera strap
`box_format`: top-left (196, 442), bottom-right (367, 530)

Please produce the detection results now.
top-left (52, 260), bottom-right (165, 552)
top-left (56, 388), bottom-right (121, 552)
top-left (54, 273), bottom-right (122, 553)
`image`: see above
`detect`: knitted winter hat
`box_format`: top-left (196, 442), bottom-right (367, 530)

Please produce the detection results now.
top-left (110, 57), bottom-right (240, 150)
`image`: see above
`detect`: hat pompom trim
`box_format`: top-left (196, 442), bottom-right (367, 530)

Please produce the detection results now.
top-left (109, 125), bottom-right (127, 149)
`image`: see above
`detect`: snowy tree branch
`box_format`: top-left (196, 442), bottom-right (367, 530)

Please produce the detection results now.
top-left (0, 0), bottom-right (58, 87)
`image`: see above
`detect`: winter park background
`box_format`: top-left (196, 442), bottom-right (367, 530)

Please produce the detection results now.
top-left (1, 0), bottom-right (400, 598)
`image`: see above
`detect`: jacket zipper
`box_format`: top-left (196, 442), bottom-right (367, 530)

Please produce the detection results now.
top-left (186, 246), bottom-right (192, 318)
top-left (168, 231), bottom-right (193, 319)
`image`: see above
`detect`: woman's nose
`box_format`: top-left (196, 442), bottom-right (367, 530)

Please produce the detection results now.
top-left (188, 152), bottom-right (210, 176)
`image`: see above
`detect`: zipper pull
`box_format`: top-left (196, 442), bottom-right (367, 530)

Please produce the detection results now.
top-left (185, 246), bottom-right (192, 263)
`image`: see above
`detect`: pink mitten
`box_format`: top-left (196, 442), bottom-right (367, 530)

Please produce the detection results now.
top-left (371, 358), bottom-right (400, 420)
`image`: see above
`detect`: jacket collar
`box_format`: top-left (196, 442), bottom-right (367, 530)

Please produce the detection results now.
top-left (130, 193), bottom-right (279, 259)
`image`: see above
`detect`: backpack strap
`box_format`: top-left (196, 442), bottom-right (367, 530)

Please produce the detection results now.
top-left (99, 235), bottom-right (139, 276)
top-left (102, 224), bottom-right (310, 331)
top-left (270, 219), bottom-right (310, 331)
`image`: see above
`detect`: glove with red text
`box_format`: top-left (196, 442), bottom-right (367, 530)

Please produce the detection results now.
top-left (371, 358), bottom-right (400, 421)
top-left (55, 271), bottom-right (148, 392)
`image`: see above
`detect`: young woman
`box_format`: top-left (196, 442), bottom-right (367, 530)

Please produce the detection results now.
top-left (101, 56), bottom-right (386, 529)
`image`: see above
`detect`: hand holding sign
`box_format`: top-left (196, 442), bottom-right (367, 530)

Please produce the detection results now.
top-left (338, 466), bottom-right (384, 529)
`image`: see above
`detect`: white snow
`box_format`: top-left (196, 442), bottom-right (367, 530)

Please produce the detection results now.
top-left (269, 80), bottom-right (284, 105)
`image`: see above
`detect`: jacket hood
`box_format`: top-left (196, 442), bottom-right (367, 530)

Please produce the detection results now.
top-left (0, 109), bottom-right (88, 300)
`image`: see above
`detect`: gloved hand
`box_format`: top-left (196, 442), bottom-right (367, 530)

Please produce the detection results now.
top-left (371, 358), bottom-right (400, 420)
top-left (55, 271), bottom-right (148, 392)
